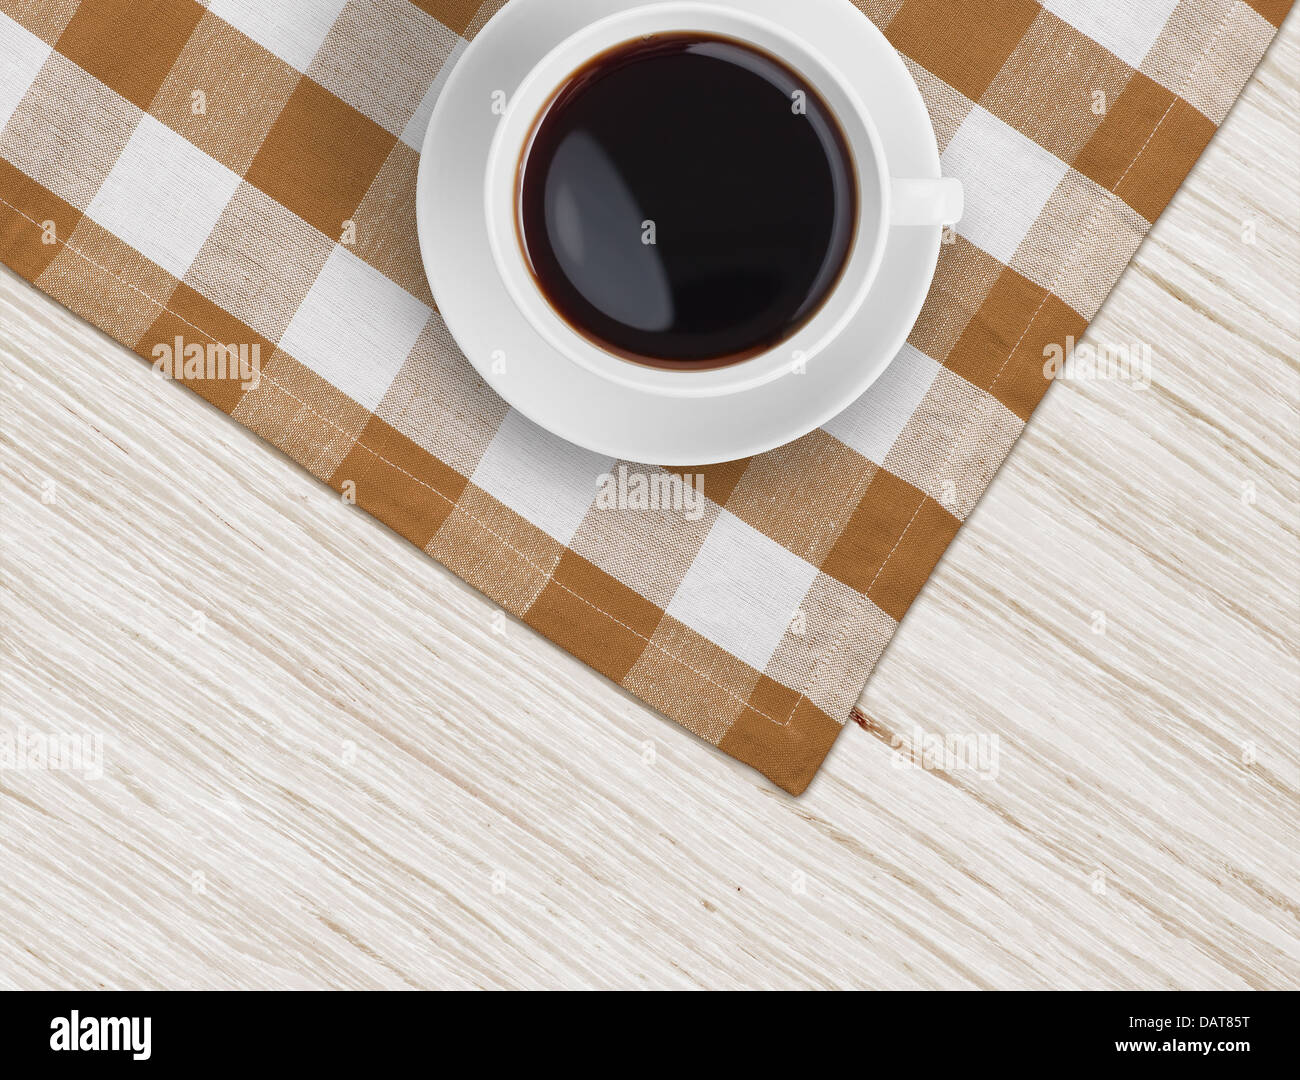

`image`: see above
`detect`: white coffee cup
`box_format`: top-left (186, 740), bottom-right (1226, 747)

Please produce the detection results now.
top-left (484, 1), bottom-right (962, 399)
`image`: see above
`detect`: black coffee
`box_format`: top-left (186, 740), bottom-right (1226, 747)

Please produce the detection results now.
top-left (516, 34), bottom-right (856, 369)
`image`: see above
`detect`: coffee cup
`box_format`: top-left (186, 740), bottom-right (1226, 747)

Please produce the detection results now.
top-left (484, 1), bottom-right (962, 399)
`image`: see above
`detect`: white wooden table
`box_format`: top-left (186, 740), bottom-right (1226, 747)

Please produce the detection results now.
top-left (1, 19), bottom-right (1296, 990)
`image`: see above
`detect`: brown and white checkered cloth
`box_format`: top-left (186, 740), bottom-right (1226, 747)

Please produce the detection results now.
top-left (0, 0), bottom-right (1288, 792)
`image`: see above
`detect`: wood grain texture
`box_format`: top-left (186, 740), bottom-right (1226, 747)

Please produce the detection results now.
top-left (1, 21), bottom-right (1297, 991)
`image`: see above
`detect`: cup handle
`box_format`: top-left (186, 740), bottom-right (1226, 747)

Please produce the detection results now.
top-left (891, 178), bottom-right (964, 227)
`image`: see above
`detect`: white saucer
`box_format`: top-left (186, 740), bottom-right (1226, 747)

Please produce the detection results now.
top-left (416, 0), bottom-right (943, 466)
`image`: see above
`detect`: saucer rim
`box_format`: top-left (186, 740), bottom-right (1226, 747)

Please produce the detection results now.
top-left (416, 0), bottom-right (944, 466)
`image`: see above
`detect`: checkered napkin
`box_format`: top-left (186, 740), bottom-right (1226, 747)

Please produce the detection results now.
top-left (0, 1), bottom-right (1287, 792)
